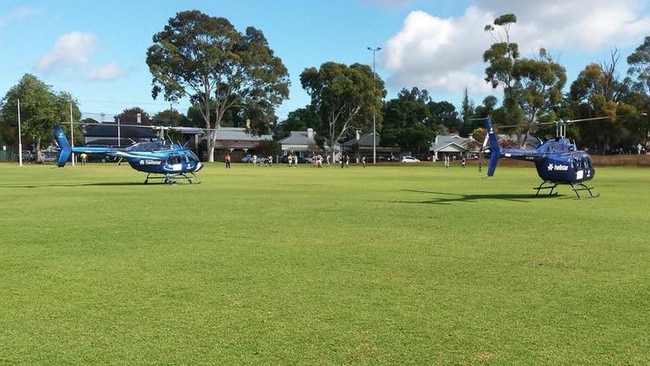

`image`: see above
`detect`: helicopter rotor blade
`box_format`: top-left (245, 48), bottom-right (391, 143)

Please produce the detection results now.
top-left (482, 133), bottom-right (489, 150)
top-left (562, 116), bottom-right (611, 124)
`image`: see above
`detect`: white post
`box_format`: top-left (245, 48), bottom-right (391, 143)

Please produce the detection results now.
top-left (117, 118), bottom-right (121, 147)
top-left (367, 46), bottom-right (381, 164)
top-left (70, 102), bottom-right (75, 166)
top-left (17, 99), bottom-right (22, 166)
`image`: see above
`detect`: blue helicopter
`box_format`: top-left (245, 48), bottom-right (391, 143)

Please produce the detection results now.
top-left (53, 124), bottom-right (203, 184)
top-left (482, 116), bottom-right (599, 199)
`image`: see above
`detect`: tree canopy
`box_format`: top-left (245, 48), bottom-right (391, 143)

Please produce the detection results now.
top-left (0, 74), bottom-right (81, 159)
top-left (381, 88), bottom-right (435, 154)
top-left (483, 14), bottom-right (567, 148)
top-left (146, 10), bottom-right (290, 161)
top-left (300, 62), bottom-right (385, 159)
top-left (115, 107), bottom-right (152, 125)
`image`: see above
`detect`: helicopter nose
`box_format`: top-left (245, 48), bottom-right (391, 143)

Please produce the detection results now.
top-left (194, 162), bottom-right (203, 172)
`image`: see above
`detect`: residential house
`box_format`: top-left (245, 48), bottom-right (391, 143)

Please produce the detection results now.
top-left (342, 131), bottom-right (399, 162)
top-left (278, 128), bottom-right (321, 158)
top-left (430, 134), bottom-right (480, 162)
top-left (204, 127), bottom-right (273, 161)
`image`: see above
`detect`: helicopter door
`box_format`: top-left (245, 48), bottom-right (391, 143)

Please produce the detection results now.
top-left (575, 155), bottom-right (594, 181)
top-left (574, 157), bottom-right (584, 180)
top-left (167, 154), bottom-right (183, 171)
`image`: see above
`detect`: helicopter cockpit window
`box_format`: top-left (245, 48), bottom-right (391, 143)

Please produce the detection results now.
top-left (167, 155), bottom-right (181, 165)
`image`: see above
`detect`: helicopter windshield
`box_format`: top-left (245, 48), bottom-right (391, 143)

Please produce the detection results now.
top-left (186, 150), bottom-right (200, 162)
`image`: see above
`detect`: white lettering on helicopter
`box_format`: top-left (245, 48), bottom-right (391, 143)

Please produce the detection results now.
top-left (139, 159), bottom-right (161, 165)
top-left (547, 163), bottom-right (569, 171)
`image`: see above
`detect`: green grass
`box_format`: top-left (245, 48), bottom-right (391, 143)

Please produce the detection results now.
top-left (0, 161), bottom-right (648, 365)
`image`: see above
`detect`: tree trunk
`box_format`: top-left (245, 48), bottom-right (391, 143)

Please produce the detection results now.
top-left (35, 140), bottom-right (43, 164)
top-left (207, 128), bottom-right (217, 163)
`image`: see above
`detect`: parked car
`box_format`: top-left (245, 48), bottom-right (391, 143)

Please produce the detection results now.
top-left (41, 151), bottom-right (58, 163)
top-left (87, 153), bottom-right (118, 163)
top-left (400, 156), bottom-right (420, 163)
top-left (17, 150), bottom-right (35, 162)
top-left (241, 154), bottom-right (268, 164)
top-left (387, 155), bottom-right (400, 162)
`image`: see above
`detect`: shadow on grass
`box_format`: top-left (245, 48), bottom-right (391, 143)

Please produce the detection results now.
top-left (0, 181), bottom-right (183, 188)
top-left (397, 189), bottom-right (568, 204)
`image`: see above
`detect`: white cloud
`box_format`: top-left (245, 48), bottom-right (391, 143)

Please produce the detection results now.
top-left (382, 0), bottom-right (650, 104)
top-left (0, 6), bottom-right (43, 44)
top-left (34, 32), bottom-right (97, 73)
top-left (86, 62), bottom-right (123, 81)
top-left (0, 6), bottom-right (42, 26)
top-left (33, 31), bottom-right (122, 81)
top-left (360, 0), bottom-right (414, 7)
top-left (476, 0), bottom-right (650, 52)
top-left (384, 7), bottom-right (495, 97)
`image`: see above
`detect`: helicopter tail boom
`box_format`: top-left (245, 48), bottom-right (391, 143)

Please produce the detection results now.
top-left (53, 125), bottom-right (118, 166)
top-left (54, 125), bottom-right (72, 167)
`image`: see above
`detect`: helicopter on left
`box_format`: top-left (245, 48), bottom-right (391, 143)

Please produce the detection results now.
top-left (53, 124), bottom-right (203, 184)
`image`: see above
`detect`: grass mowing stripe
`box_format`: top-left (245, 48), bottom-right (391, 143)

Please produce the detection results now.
top-left (0, 162), bottom-right (648, 365)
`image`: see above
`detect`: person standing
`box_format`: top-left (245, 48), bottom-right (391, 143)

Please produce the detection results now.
top-left (80, 152), bottom-right (88, 166)
top-left (225, 153), bottom-right (231, 169)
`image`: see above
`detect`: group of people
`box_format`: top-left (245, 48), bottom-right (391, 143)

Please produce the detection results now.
top-left (285, 154), bottom-right (299, 167)
top-left (224, 152), bottom-right (476, 170)
top-left (340, 154), bottom-right (350, 168)
top-left (252, 154), bottom-right (275, 166)
top-left (442, 154), bottom-right (468, 169)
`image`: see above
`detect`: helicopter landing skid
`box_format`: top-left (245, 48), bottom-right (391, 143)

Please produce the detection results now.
top-left (570, 183), bottom-right (598, 200)
top-left (144, 172), bottom-right (198, 185)
top-left (533, 182), bottom-right (558, 197)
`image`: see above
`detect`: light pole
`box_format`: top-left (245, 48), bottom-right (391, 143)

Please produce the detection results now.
top-left (367, 46), bottom-right (381, 164)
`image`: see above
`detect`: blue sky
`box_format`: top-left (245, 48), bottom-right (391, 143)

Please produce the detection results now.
top-left (1, 0), bottom-right (649, 121)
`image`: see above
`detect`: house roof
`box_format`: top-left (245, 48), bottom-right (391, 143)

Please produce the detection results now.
top-left (342, 132), bottom-right (380, 147)
top-left (279, 130), bottom-right (316, 146)
top-left (170, 126), bottom-right (205, 135)
top-left (213, 127), bottom-right (272, 142)
top-left (430, 134), bottom-right (478, 152)
top-left (501, 134), bottom-right (542, 150)
top-left (83, 138), bottom-right (136, 146)
top-left (84, 124), bottom-right (158, 139)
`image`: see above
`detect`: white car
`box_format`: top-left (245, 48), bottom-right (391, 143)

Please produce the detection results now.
top-left (400, 156), bottom-right (420, 163)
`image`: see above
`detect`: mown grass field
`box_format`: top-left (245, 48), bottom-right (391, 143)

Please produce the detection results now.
top-left (1, 161), bottom-right (648, 365)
